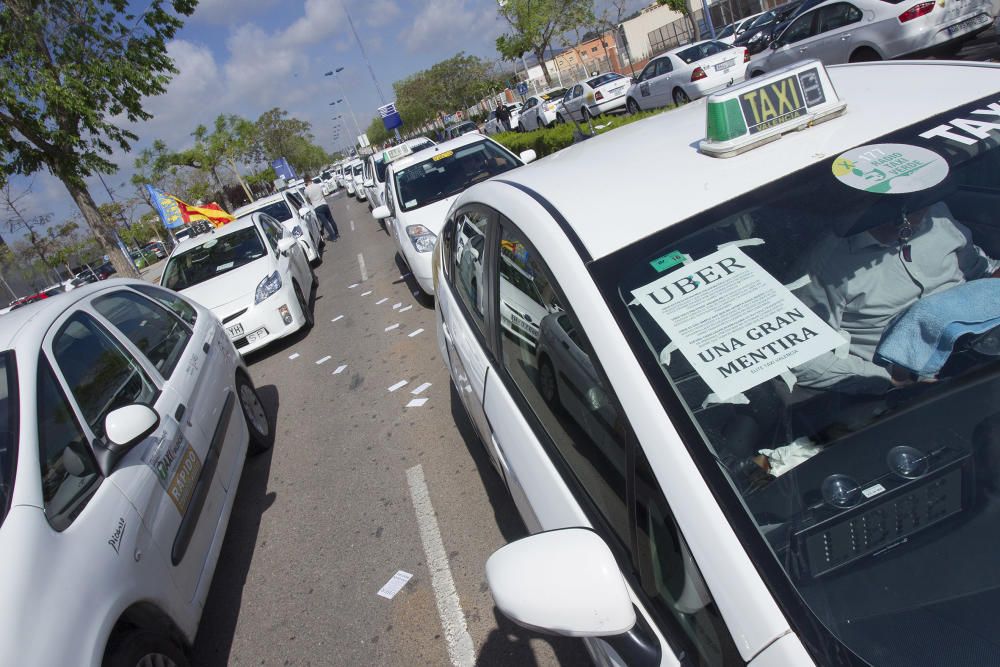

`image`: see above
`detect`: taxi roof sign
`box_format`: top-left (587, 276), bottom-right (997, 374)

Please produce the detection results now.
top-left (382, 144), bottom-right (413, 164)
top-left (699, 60), bottom-right (846, 159)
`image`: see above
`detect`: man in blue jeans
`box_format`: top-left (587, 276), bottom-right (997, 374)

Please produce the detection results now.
top-left (305, 175), bottom-right (339, 241)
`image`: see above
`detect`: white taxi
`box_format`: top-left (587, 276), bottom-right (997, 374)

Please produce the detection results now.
top-left (234, 190), bottom-right (322, 265)
top-left (363, 137), bottom-right (435, 215)
top-left (373, 133), bottom-right (536, 296)
top-left (626, 40), bottom-right (750, 111)
top-left (160, 213), bottom-right (315, 356)
top-left (0, 279), bottom-right (272, 667)
top-left (435, 60), bottom-right (1000, 666)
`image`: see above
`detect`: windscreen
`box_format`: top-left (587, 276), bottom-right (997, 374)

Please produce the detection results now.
top-left (676, 41), bottom-right (731, 63)
top-left (162, 226), bottom-right (267, 290)
top-left (251, 201), bottom-right (292, 222)
top-left (587, 73), bottom-right (624, 88)
top-left (394, 141), bottom-right (520, 212)
top-left (374, 158), bottom-right (388, 183)
top-left (0, 353), bottom-right (16, 528)
top-left (718, 23), bottom-right (736, 38)
top-left (600, 94), bottom-right (1000, 665)
top-left (353, 163), bottom-right (363, 176)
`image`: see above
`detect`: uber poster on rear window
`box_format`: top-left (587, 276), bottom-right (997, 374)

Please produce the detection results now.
top-left (631, 247), bottom-right (842, 400)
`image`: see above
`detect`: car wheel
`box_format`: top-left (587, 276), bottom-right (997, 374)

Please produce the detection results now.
top-left (237, 372), bottom-right (273, 454)
top-left (556, 112), bottom-right (565, 124)
top-left (538, 356), bottom-right (559, 408)
top-left (673, 88), bottom-right (691, 105)
top-left (750, 69), bottom-right (766, 78)
top-left (106, 629), bottom-right (189, 667)
top-left (849, 47), bottom-right (881, 63)
top-left (626, 97), bottom-right (641, 115)
top-left (294, 282), bottom-right (314, 329)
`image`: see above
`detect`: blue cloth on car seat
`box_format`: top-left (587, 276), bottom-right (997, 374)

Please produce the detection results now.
top-left (875, 279), bottom-right (1000, 376)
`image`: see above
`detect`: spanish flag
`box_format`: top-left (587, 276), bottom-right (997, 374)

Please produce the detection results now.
top-left (147, 185), bottom-right (235, 229)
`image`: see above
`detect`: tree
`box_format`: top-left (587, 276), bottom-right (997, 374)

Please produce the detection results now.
top-left (1, 182), bottom-right (57, 274)
top-left (0, 0), bottom-right (197, 279)
top-left (658, 0), bottom-right (700, 42)
top-left (496, 0), bottom-right (594, 86)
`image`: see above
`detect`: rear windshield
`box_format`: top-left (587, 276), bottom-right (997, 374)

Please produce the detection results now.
top-left (599, 93), bottom-right (1000, 665)
top-left (394, 140), bottom-right (520, 212)
top-left (161, 226), bottom-right (268, 290)
top-left (0, 353), bottom-right (16, 528)
top-left (353, 163), bottom-right (363, 176)
top-left (587, 73), bottom-right (625, 88)
top-left (675, 41), bottom-right (731, 64)
top-left (250, 201), bottom-right (292, 223)
top-left (540, 89), bottom-right (567, 101)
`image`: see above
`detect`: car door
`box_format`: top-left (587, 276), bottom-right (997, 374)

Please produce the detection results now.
top-left (809, 2), bottom-right (865, 63)
top-left (649, 56), bottom-right (676, 109)
top-left (567, 85), bottom-right (584, 120)
top-left (521, 98), bottom-right (537, 130)
top-left (765, 11), bottom-right (820, 69)
top-left (634, 61), bottom-right (659, 110)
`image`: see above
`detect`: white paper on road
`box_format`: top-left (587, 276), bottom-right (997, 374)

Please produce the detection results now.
top-left (376, 297), bottom-right (388, 305)
top-left (408, 328), bottom-right (424, 338)
top-left (385, 323), bottom-right (400, 332)
top-left (316, 356), bottom-right (331, 365)
top-left (399, 305), bottom-right (413, 313)
top-left (392, 302), bottom-right (402, 310)
top-left (331, 315), bottom-right (344, 322)
top-left (377, 570), bottom-right (413, 599)
top-left (406, 398), bottom-right (429, 408)
top-left (288, 353), bottom-right (300, 360)
top-left (388, 379), bottom-right (409, 392)
top-left (411, 382), bottom-right (432, 395)
top-left (361, 290), bottom-right (373, 296)
top-left (333, 364), bottom-right (347, 374)
top-left (630, 247), bottom-right (842, 400)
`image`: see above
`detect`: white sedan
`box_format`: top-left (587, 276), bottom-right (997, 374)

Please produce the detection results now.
top-left (160, 212), bottom-right (315, 356)
top-left (517, 88), bottom-right (569, 131)
top-left (748, 0), bottom-right (995, 76)
top-left (0, 278), bottom-right (272, 667)
top-left (557, 72), bottom-right (632, 123)
top-left (435, 59), bottom-right (1000, 666)
top-left (373, 133), bottom-right (535, 296)
top-left (626, 40), bottom-right (749, 111)
top-left (234, 190), bottom-right (322, 264)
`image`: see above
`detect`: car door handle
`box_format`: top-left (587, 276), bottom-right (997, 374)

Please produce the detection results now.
top-left (799, 47), bottom-right (808, 52)
top-left (560, 341), bottom-right (570, 350)
top-left (840, 33), bottom-right (851, 40)
top-left (441, 321), bottom-right (453, 345)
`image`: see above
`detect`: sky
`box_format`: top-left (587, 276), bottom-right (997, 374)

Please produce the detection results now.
top-left (8, 0), bottom-right (647, 238)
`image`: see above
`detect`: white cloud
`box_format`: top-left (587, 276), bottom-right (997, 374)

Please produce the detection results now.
top-left (365, 0), bottom-right (401, 28)
top-left (402, 0), bottom-right (498, 53)
top-left (191, 0), bottom-right (280, 24)
top-left (282, 0), bottom-right (345, 45)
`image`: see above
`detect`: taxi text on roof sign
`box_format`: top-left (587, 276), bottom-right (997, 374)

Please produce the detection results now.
top-left (382, 144), bottom-right (412, 164)
top-left (699, 61), bottom-right (847, 159)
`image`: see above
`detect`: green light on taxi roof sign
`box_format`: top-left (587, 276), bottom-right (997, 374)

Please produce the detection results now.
top-left (699, 61), bottom-right (846, 159)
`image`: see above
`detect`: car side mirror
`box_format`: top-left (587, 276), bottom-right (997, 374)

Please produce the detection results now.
top-left (372, 205), bottom-right (391, 220)
top-left (93, 404), bottom-right (160, 475)
top-left (519, 149), bottom-right (537, 164)
top-left (364, 179), bottom-right (374, 188)
top-left (277, 237), bottom-right (296, 255)
top-left (486, 528), bottom-right (636, 637)
top-left (298, 206), bottom-right (311, 217)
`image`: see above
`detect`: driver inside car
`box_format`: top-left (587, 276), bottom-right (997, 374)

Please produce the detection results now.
top-left (793, 189), bottom-right (1000, 395)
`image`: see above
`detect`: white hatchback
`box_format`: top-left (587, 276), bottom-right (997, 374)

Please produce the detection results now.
top-left (436, 60), bottom-right (1000, 666)
top-left (160, 213), bottom-right (316, 356)
top-left (626, 40), bottom-right (750, 111)
top-left (0, 279), bottom-right (272, 667)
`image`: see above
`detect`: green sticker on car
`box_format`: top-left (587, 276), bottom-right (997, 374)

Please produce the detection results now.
top-left (650, 250), bottom-right (687, 272)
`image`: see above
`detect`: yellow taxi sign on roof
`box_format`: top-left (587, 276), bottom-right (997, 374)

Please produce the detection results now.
top-left (699, 60), bottom-right (846, 159)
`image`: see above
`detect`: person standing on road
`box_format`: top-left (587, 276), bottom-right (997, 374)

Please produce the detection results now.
top-left (305, 175), bottom-right (340, 241)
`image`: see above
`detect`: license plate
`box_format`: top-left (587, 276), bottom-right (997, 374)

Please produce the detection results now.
top-left (946, 13), bottom-right (989, 35)
top-left (246, 328), bottom-right (267, 343)
top-left (715, 59), bottom-right (735, 72)
top-left (226, 323), bottom-right (244, 338)
top-left (610, 85), bottom-right (625, 95)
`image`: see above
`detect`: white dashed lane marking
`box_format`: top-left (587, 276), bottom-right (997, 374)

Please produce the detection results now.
top-left (387, 379), bottom-right (408, 392)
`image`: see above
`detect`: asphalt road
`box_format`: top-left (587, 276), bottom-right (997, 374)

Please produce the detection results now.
top-left (190, 190), bottom-right (590, 666)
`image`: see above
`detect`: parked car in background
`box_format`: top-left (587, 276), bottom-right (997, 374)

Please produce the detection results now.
top-left (734, 0), bottom-right (805, 54)
top-left (482, 104), bottom-right (522, 135)
top-left (517, 88), bottom-right (568, 131)
top-left (161, 212), bottom-right (315, 356)
top-left (717, 12), bottom-right (765, 44)
top-left (143, 241), bottom-right (167, 260)
top-left (749, 0), bottom-right (996, 75)
top-left (626, 40), bottom-right (749, 111)
top-left (444, 121), bottom-right (480, 140)
top-left (234, 189), bottom-right (323, 265)
top-left (557, 72), bottom-right (631, 123)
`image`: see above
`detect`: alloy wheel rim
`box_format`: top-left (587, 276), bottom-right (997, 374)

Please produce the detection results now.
top-left (240, 385), bottom-right (268, 435)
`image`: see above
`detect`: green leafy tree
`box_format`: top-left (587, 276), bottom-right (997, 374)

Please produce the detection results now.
top-left (496, 0), bottom-right (594, 86)
top-left (0, 0), bottom-right (197, 278)
top-left (657, 0), bottom-right (700, 42)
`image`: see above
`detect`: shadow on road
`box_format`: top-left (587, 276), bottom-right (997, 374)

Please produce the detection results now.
top-left (191, 384), bottom-right (280, 666)
top-left (392, 253), bottom-right (435, 310)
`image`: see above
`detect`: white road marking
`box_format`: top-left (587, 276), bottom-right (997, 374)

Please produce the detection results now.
top-left (392, 302), bottom-right (402, 309)
top-left (376, 297), bottom-right (388, 305)
top-left (399, 305), bottom-right (413, 313)
top-left (385, 323), bottom-right (400, 332)
top-left (348, 283), bottom-right (359, 289)
top-left (333, 364), bottom-right (347, 374)
top-left (408, 328), bottom-right (424, 338)
top-left (361, 290), bottom-right (373, 296)
top-left (406, 397), bottom-right (429, 408)
top-left (288, 353), bottom-right (300, 360)
top-left (331, 315), bottom-right (344, 322)
top-left (316, 356), bottom-right (331, 365)
top-left (350, 220), bottom-right (355, 232)
top-left (358, 252), bottom-right (368, 282)
top-left (406, 465), bottom-right (475, 667)
top-left (387, 379), bottom-right (409, 392)
top-left (411, 382), bottom-right (432, 395)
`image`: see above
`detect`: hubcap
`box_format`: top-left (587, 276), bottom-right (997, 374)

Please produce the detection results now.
top-left (136, 653), bottom-right (178, 667)
top-left (240, 384), bottom-right (269, 435)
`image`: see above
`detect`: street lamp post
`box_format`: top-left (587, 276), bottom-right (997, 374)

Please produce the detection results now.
top-left (325, 68), bottom-right (363, 145)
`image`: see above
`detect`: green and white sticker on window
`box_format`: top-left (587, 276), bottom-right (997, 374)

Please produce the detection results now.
top-left (650, 250), bottom-right (687, 272)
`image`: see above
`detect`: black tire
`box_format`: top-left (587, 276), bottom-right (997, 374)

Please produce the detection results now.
top-left (849, 47), bottom-right (881, 63)
top-left (673, 88), bottom-right (691, 105)
top-left (750, 69), bottom-right (766, 78)
top-left (538, 356), bottom-right (559, 408)
top-left (626, 97), bottom-right (641, 115)
top-left (556, 113), bottom-right (565, 125)
top-left (236, 372), bottom-right (273, 454)
top-left (106, 629), bottom-right (189, 667)
top-left (293, 282), bottom-right (314, 329)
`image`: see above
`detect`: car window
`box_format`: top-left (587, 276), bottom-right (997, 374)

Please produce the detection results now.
top-left (394, 140), bottom-right (520, 212)
top-left (778, 11), bottom-right (817, 44)
top-left (817, 2), bottom-right (862, 32)
top-left (587, 73), bottom-right (623, 88)
top-left (257, 215), bottom-right (282, 252)
top-left (639, 62), bottom-right (658, 82)
top-left (655, 57), bottom-right (673, 77)
top-left (93, 291), bottom-right (192, 380)
top-left (131, 284), bottom-right (198, 327)
top-left (37, 357), bottom-right (101, 531)
top-left (0, 353), bottom-right (17, 527)
top-left (52, 312), bottom-right (157, 439)
top-left (251, 200), bottom-right (293, 222)
top-left (496, 224), bottom-right (630, 547)
top-left (454, 209), bottom-right (489, 327)
top-left (676, 41), bottom-right (730, 63)
top-left (161, 226), bottom-right (268, 291)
